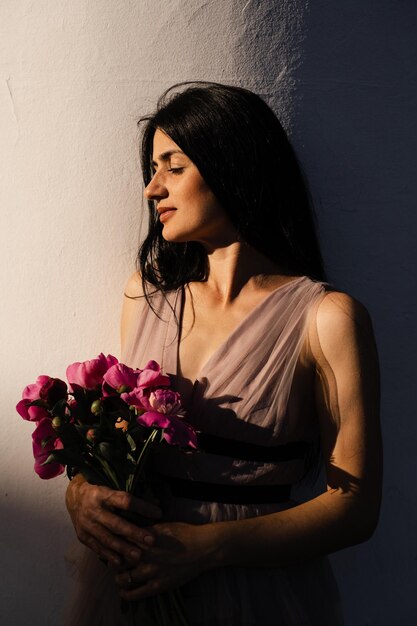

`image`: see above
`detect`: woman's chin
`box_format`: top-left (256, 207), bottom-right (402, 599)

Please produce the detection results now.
top-left (160, 228), bottom-right (190, 243)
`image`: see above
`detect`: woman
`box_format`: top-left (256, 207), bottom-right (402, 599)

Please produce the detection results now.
top-left (66, 82), bottom-right (382, 625)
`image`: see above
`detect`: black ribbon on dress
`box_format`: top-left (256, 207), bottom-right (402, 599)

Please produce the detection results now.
top-left (196, 432), bottom-right (310, 463)
top-left (156, 436), bottom-right (311, 504)
top-left (161, 475), bottom-right (292, 505)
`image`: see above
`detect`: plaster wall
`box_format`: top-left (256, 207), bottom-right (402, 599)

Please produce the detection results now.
top-left (0, 1), bottom-right (416, 624)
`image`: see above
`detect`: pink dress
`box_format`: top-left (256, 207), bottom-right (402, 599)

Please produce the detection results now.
top-left (67, 276), bottom-right (344, 625)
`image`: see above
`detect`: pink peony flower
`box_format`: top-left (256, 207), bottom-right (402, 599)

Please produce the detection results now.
top-left (16, 375), bottom-right (51, 421)
top-left (39, 377), bottom-right (68, 406)
top-left (136, 411), bottom-right (197, 448)
top-left (102, 363), bottom-right (140, 397)
top-left (32, 418), bottom-right (65, 479)
top-left (120, 386), bottom-right (148, 410)
top-left (148, 389), bottom-right (182, 415)
top-left (121, 387), bottom-right (182, 414)
top-left (120, 361), bottom-right (172, 410)
top-left (136, 361), bottom-right (171, 390)
top-left (66, 353), bottom-right (118, 390)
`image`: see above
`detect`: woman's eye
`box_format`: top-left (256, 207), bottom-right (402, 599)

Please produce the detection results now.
top-left (168, 167), bottom-right (184, 174)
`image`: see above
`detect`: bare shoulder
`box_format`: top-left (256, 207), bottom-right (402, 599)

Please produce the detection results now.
top-left (124, 271), bottom-right (144, 299)
top-left (315, 289), bottom-right (374, 335)
top-left (121, 271), bottom-right (146, 353)
top-left (308, 289), bottom-right (377, 368)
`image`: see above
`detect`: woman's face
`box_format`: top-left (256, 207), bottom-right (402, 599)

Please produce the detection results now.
top-left (144, 129), bottom-right (236, 246)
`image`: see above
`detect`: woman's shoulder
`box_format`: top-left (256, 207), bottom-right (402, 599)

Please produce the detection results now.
top-left (307, 286), bottom-right (376, 369)
top-left (124, 271), bottom-right (144, 299)
top-left (123, 271), bottom-right (180, 300)
top-left (121, 272), bottom-right (147, 354)
top-left (121, 272), bottom-right (181, 356)
top-left (122, 271), bottom-right (164, 318)
top-left (315, 288), bottom-right (373, 332)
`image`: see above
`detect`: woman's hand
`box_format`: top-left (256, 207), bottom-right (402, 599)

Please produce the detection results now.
top-left (114, 521), bottom-right (222, 600)
top-left (65, 474), bottom-right (162, 567)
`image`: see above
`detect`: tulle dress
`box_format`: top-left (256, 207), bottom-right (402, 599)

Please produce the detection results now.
top-left (66, 276), bottom-right (344, 625)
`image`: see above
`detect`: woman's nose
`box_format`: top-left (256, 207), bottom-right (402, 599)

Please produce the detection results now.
top-left (144, 173), bottom-right (167, 201)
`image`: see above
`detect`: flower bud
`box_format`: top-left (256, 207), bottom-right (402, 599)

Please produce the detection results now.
top-left (86, 428), bottom-right (97, 442)
top-left (51, 416), bottom-right (62, 430)
top-left (91, 399), bottom-right (103, 415)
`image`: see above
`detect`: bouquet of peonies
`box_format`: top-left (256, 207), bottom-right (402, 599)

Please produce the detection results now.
top-left (17, 353), bottom-right (196, 626)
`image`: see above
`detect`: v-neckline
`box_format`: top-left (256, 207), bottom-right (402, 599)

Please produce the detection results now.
top-left (175, 275), bottom-right (306, 384)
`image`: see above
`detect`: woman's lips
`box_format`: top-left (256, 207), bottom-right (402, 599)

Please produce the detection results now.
top-left (159, 208), bottom-right (177, 223)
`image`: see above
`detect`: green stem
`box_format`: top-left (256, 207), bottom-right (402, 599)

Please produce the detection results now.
top-left (94, 454), bottom-right (122, 490)
top-left (77, 459), bottom-right (112, 487)
top-left (130, 428), bottom-right (159, 495)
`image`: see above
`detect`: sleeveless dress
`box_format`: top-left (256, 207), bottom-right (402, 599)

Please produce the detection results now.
top-left (66, 276), bottom-right (344, 626)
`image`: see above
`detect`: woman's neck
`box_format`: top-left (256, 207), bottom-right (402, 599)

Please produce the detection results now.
top-left (200, 241), bottom-right (289, 303)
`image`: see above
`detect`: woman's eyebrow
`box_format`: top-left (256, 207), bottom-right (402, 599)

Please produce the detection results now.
top-left (151, 149), bottom-right (185, 166)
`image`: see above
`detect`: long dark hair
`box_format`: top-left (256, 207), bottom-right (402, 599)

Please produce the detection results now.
top-left (138, 81), bottom-right (325, 295)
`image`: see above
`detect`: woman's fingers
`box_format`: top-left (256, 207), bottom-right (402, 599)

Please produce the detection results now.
top-left (99, 489), bottom-right (163, 548)
top-left (99, 520), bottom-right (144, 564)
top-left (79, 507), bottom-right (150, 565)
top-left (81, 531), bottom-right (124, 567)
top-left (112, 522), bottom-right (210, 600)
top-left (119, 580), bottom-right (161, 601)
top-left (66, 478), bottom-right (159, 564)
top-left (115, 563), bottom-right (164, 601)
top-left (114, 562), bottom-right (155, 588)
top-left (72, 506), bottom-right (132, 566)
top-left (104, 490), bottom-right (162, 520)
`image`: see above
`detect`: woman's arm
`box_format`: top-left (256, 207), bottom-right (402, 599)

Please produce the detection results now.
top-left (213, 291), bottom-right (382, 568)
top-left (115, 291), bottom-right (382, 599)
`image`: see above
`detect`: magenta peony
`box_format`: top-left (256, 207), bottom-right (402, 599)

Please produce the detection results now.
top-left (148, 389), bottom-right (182, 414)
top-left (121, 387), bottom-right (182, 414)
top-left (120, 362), bottom-right (172, 409)
top-left (120, 386), bottom-right (147, 410)
top-left (66, 353), bottom-right (118, 390)
top-left (136, 360), bottom-right (171, 389)
top-left (16, 375), bottom-right (52, 421)
top-left (32, 418), bottom-right (65, 479)
top-left (137, 411), bottom-right (197, 448)
top-left (102, 363), bottom-right (140, 397)
top-left (39, 377), bottom-right (68, 406)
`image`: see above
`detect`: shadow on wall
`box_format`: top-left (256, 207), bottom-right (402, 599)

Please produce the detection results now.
top-left (296, 4), bottom-right (417, 625)
top-left (0, 495), bottom-right (75, 626)
top-left (241, 3), bottom-right (417, 625)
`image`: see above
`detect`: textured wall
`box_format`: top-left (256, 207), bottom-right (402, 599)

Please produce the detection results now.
top-left (294, 5), bottom-right (417, 624)
top-left (1, 1), bottom-right (416, 624)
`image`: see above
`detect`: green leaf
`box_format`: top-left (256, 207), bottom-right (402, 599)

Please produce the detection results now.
top-left (50, 398), bottom-right (69, 418)
top-left (126, 432), bottom-right (137, 452)
top-left (41, 436), bottom-right (54, 449)
top-left (41, 450), bottom-right (70, 466)
top-left (97, 442), bottom-right (113, 462)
